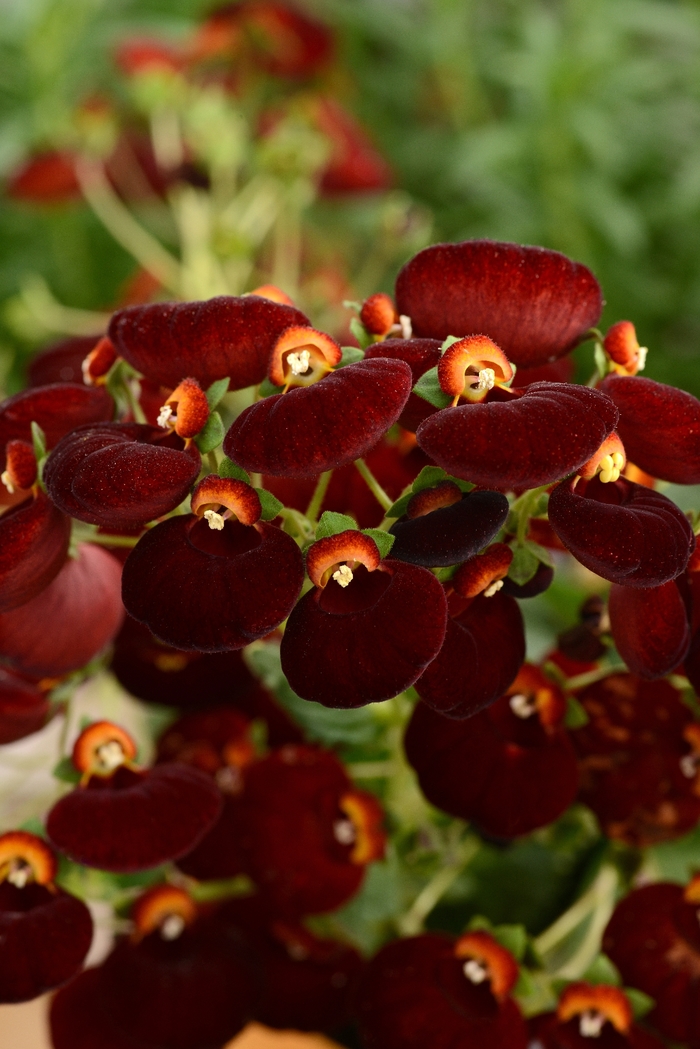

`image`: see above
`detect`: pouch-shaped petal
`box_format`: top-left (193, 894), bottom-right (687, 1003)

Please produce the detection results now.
top-left (389, 490), bottom-right (508, 567)
top-left (224, 357), bottom-right (412, 477)
top-left (28, 335), bottom-right (102, 387)
top-left (548, 475), bottom-right (694, 588)
top-left (364, 337), bottom-right (442, 431)
top-left (395, 240), bottom-right (602, 368)
top-left (416, 383), bottom-right (618, 490)
top-left (0, 668), bottom-right (50, 743)
top-left (0, 383), bottom-right (112, 469)
top-left (601, 374), bottom-right (700, 483)
top-left (609, 581), bottom-right (690, 679)
top-left (281, 560), bottom-right (447, 707)
top-left (0, 492), bottom-right (70, 612)
top-left (44, 423), bottom-right (200, 529)
top-left (415, 592), bottom-right (525, 718)
top-left (109, 295), bottom-right (309, 390)
top-left (122, 515), bottom-right (304, 651)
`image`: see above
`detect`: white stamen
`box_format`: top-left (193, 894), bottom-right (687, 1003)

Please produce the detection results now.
top-left (1, 470), bottom-right (15, 494)
top-left (333, 564), bottom-right (354, 588)
top-left (287, 350), bottom-right (311, 376)
top-left (160, 914), bottom-right (186, 940)
top-left (333, 818), bottom-right (356, 846)
top-left (81, 356), bottom-right (94, 385)
top-left (399, 314), bottom-right (412, 339)
top-left (680, 754), bottom-right (699, 778)
top-left (483, 579), bottom-right (504, 598)
top-left (637, 346), bottom-right (648, 371)
top-left (579, 1010), bottom-right (606, 1038)
top-left (473, 367), bottom-right (496, 392)
top-left (463, 959), bottom-right (488, 984)
top-left (509, 693), bottom-right (537, 718)
top-left (157, 404), bottom-right (174, 429)
top-left (95, 739), bottom-right (126, 773)
top-left (204, 510), bottom-right (225, 530)
top-left (7, 862), bottom-right (31, 888)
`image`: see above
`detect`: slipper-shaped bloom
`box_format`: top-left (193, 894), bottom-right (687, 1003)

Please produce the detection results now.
top-left (108, 294), bottom-right (309, 390)
top-left (47, 721), bottom-right (222, 872)
top-left (608, 579), bottom-right (690, 679)
top-left (406, 666), bottom-right (579, 837)
top-left (395, 240), bottom-right (602, 367)
top-left (0, 487), bottom-right (70, 612)
top-left (234, 744), bottom-right (386, 916)
top-left (0, 383), bottom-right (112, 468)
top-left (364, 337), bottom-right (443, 431)
top-left (44, 422), bottom-right (201, 529)
top-left (356, 930), bottom-right (527, 1049)
top-left (0, 831), bottom-right (93, 1002)
top-left (416, 382), bottom-right (619, 490)
top-left (530, 983), bottom-right (665, 1049)
top-left (27, 335), bottom-right (102, 387)
top-left (601, 374), bottom-right (700, 483)
top-left (548, 475), bottom-right (694, 588)
top-left (0, 542), bottom-right (124, 679)
top-left (280, 531), bottom-right (447, 707)
top-left (122, 476), bottom-right (305, 651)
top-left (0, 668), bottom-right (50, 743)
top-left (603, 875), bottom-right (700, 1047)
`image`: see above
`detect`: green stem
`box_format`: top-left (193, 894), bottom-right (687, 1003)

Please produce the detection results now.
top-left (305, 470), bottom-right (333, 525)
top-left (207, 451), bottom-right (219, 474)
top-left (509, 484), bottom-right (550, 544)
top-left (563, 663), bottom-right (626, 692)
top-left (354, 458), bottom-right (393, 512)
top-left (74, 532), bottom-right (141, 548)
top-left (534, 865), bottom-right (618, 969)
top-left (397, 834), bottom-right (480, 936)
top-left (122, 378), bottom-right (147, 425)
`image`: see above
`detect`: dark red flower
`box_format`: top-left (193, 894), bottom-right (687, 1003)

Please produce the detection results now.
top-left (530, 983), bottom-right (665, 1048)
top-left (0, 543), bottom-right (124, 679)
top-left (364, 338), bottom-right (443, 431)
top-left (608, 580), bottom-right (690, 679)
top-left (416, 382), bottom-right (618, 491)
top-left (0, 383), bottom-right (113, 471)
top-left (389, 483), bottom-right (509, 567)
top-left (548, 475), bottom-right (694, 588)
top-left (108, 295), bottom-right (309, 390)
top-left (0, 668), bottom-right (50, 744)
top-left (395, 240), bottom-right (602, 368)
top-left (44, 422), bottom-right (201, 530)
top-left (313, 97), bottom-right (393, 194)
top-left (356, 931), bottom-right (527, 1049)
top-left (280, 532), bottom-right (447, 707)
top-left (0, 489), bottom-right (70, 612)
top-left (6, 151), bottom-right (81, 203)
top-left (27, 335), bottom-right (102, 387)
top-left (406, 666), bottom-right (579, 837)
top-left (0, 832), bottom-right (92, 1003)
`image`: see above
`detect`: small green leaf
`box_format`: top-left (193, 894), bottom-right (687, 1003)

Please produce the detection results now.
top-left (194, 410), bottom-right (224, 454)
top-left (594, 341), bottom-right (609, 378)
top-left (439, 335), bottom-right (461, 354)
top-left (349, 317), bottom-right (373, 350)
top-left (412, 466), bottom-right (448, 492)
top-left (255, 488), bottom-right (284, 521)
top-left (205, 377), bottom-right (230, 410)
top-left (362, 528), bottom-right (395, 559)
top-left (316, 510), bottom-right (358, 539)
top-left (30, 420), bottom-right (47, 461)
top-left (507, 544), bottom-right (540, 586)
top-left (582, 953), bottom-right (622, 986)
top-left (523, 540), bottom-right (554, 568)
top-left (258, 376), bottom-right (284, 398)
top-left (219, 458), bottom-right (251, 483)
top-left (624, 987), bottom-right (655, 1019)
top-left (52, 756), bottom-right (81, 784)
top-left (342, 299), bottom-right (362, 315)
top-left (338, 346), bottom-right (365, 367)
top-left (491, 923), bottom-right (528, 961)
top-left (564, 694), bottom-right (590, 729)
top-left (412, 367), bottom-right (452, 409)
top-left (385, 492), bottom-right (412, 519)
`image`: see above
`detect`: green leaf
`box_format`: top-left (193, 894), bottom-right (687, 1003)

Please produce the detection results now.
top-left (508, 544), bottom-right (540, 586)
top-left (466, 915), bottom-right (528, 960)
top-left (52, 756), bottom-right (81, 784)
top-left (194, 410), bottom-right (224, 454)
top-left (349, 316), bottom-right (373, 350)
top-left (582, 953), bottom-right (622, 986)
top-left (439, 335), bottom-right (461, 354)
top-left (624, 987), bottom-right (655, 1019)
top-left (255, 487), bottom-right (283, 521)
top-left (412, 366), bottom-right (452, 409)
top-left (412, 466), bottom-right (448, 492)
top-left (205, 377), bottom-right (230, 410)
top-left (385, 492), bottom-right (412, 519)
top-left (316, 510), bottom-right (358, 539)
top-left (594, 341), bottom-right (609, 378)
top-left (564, 694), bottom-right (590, 729)
top-left (338, 346), bottom-right (365, 367)
top-left (258, 376), bottom-right (283, 398)
top-left (523, 540), bottom-right (554, 568)
top-left (219, 458), bottom-right (251, 484)
top-left (362, 528), bottom-right (395, 559)
top-left (30, 420), bottom-right (47, 461)
top-left (342, 299), bottom-right (362, 315)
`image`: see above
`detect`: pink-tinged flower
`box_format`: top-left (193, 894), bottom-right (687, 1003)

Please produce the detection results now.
top-left (395, 240), bottom-right (602, 368)
top-left (406, 666), bottom-right (579, 837)
top-left (312, 97), bottom-right (393, 195)
top-left (44, 422), bottom-right (201, 530)
top-left (122, 476), bottom-right (304, 651)
top-left (600, 374), bottom-right (700, 483)
top-left (108, 294), bottom-right (309, 390)
top-left (5, 151), bottom-right (81, 204)
top-left (414, 590), bottom-right (525, 719)
top-left (416, 382), bottom-right (618, 491)
top-left (0, 487), bottom-right (70, 612)
top-left (0, 668), bottom-right (50, 744)
top-left (224, 355), bottom-right (413, 477)
top-left (548, 475), bottom-right (694, 588)
top-left (0, 832), bottom-right (93, 1003)
top-left (47, 721), bottom-right (222, 872)
top-left (0, 383), bottom-right (113, 469)
top-left (27, 335), bottom-right (102, 387)
top-left (530, 983), bottom-right (665, 1048)
top-left (356, 931), bottom-right (527, 1049)
top-left (603, 875), bottom-right (700, 1047)
top-left (572, 673), bottom-right (700, 846)
top-left (0, 543), bottom-right (124, 679)
top-left (280, 531), bottom-right (447, 707)
top-left (234, 744), bottom-right (386, 916)
top-left (364, 338), bottom-right (443, 431)
top-left (608, 579), bottom-right (690, 679)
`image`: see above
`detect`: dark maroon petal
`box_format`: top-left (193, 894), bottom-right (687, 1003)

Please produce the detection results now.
top-left (364, 338), bottom-right (442, 431)
top-left (548, 475), bottom-right (694, 588)
top-left (395, 240), bottom-right (602, 367)
top-left (0, 668), bottom-right (49, 743)
top-left (416, 383), bottom-right (618, 490)
top-left (224, 357), bottom-right (412, 477)
top-left (405, 699), bottom-right (579, 838)
top-left (176, 797), bottom-right (244, 880)
top-left (0, 492), bottom-right (70, 612)
top-left (514, 356), bottom-right (575, 386)
top-left (47, 764), bottom-right (222, 872)
top-left (0, 383), bottom-right (112, 469)
top-left (0, 882), bottom-right (93, 1003)
top-left (609, 581), bottom-right (690, 679)
top-left (415, 592), bottom-right (525, 718)
top-left (27, 335), bottom-right (101, 387)
top-left (501, 562), bottom-right (554, 598)
top-left (109, 295), bottom-right (309, 390)
top-left (601, 374), bottom-right (700, 483)
top-left (389, 490), bottom-right (509, 567)
top-left (44, 423), bottom-right (200, 529)
top-left (0, 543), bottom-right (124, 678)
top-left (50, 966), bottom-right (141, 1049)
top-left (122, 515), bottom-right (304, 652)
top-left (280, 560), bottom-right (447, 708)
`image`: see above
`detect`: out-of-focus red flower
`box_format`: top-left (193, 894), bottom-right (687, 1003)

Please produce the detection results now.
top-left (6, 151), bottom-right (81, 204)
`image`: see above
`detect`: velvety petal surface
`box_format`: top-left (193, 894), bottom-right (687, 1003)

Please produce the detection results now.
top-left (109, 295), bottom-right (309, 390)
top-left (0, 383), bottom-right (112, 469)
top-left (416, 382), bottom-right (619, 490)
top-left (0, 668), bottom-right (50, 743)
top-left (609, 581), bottom-right (690, 679)
top-left (389, 490), bottom-right (509, 567)
top-left (364, 337), bottom-right (442, 431)
top-left (395, 240), bottom-right (602, 367)
top-left (27, 335), bottom-right (102, 387)
top-left (224, 357), bottom-right (412, 477)
top-left (0, 492), bottom-right (70, 612)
